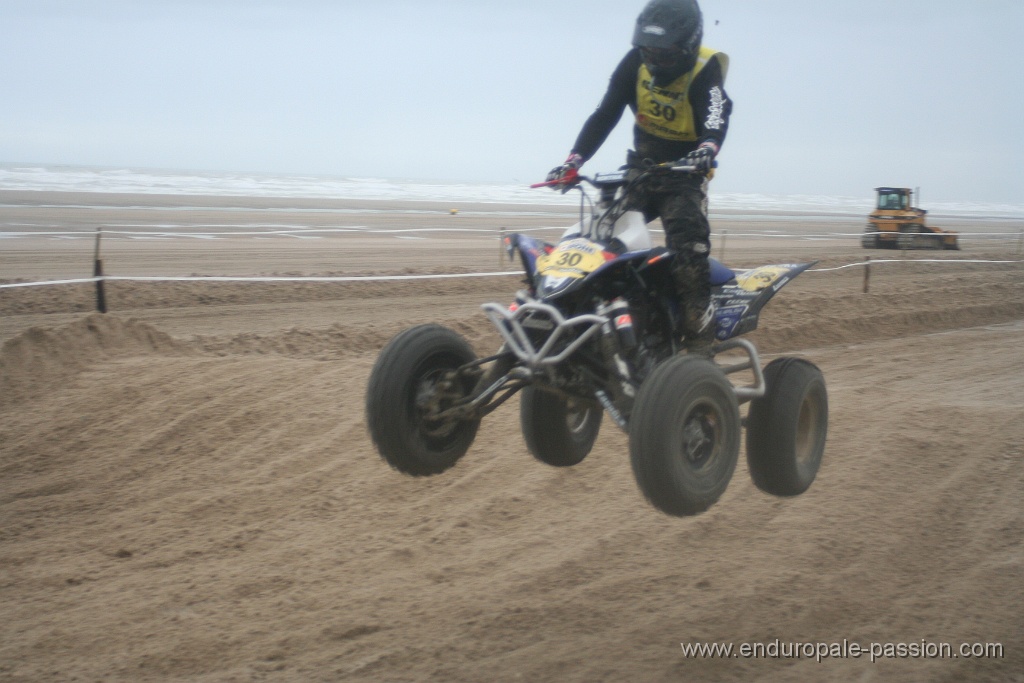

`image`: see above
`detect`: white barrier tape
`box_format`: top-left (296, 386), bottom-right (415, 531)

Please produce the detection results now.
top-left (103, 272), bottom-right (524, 282)
top-left (0, 277), bottom-right (102, 289)
top-left (807, 258), bottom-right (1024, 272)
top-left (0, 227), bottom-right (502, 237)
top-left (710, 232), bottom-right (1023, 240)
top-left (2, 228), bottom-right (1023, 239)
top-left (4, 257), bottom-right (1021, 291)
top-left (0, 272), bottom-right (524, 290)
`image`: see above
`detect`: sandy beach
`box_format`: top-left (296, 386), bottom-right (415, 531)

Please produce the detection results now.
top-left (1, 190), bottom-right (1022, 682)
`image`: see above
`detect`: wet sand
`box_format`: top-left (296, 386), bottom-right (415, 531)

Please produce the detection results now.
top-left (1, 191), bottom-right (1022, 682)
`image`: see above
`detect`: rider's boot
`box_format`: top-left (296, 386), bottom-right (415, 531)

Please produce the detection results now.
top-left (682, 301), bottom-right (717, 358)
top-left (672, 255), bottom-right (716, 358)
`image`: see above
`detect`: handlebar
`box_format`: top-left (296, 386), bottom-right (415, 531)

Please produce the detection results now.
top-left (530, 168), bottom-right (579, 189)
top-left (530, 161), bottom-right (709, 190)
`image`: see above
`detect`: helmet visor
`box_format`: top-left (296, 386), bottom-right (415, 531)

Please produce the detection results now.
top-left (640, 46), bottom-right (685, 70)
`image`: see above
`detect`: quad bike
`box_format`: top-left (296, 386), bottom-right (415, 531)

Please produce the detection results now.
top-left (365, 163), bottom-right (828, 517)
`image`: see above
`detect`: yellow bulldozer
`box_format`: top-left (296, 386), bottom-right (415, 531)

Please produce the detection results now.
top-left (862, 187), bottom-right (959, 250)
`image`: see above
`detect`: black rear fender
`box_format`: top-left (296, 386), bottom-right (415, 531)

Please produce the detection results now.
top-left (713, 262), bottom-right (816, 341)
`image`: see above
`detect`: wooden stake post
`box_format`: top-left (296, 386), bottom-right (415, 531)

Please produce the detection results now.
top-left (94, 227), bottom-right (107, 313)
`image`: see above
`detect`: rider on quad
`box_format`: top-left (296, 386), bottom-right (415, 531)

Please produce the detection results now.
top-left (546, 0), bottom-right (732, 356)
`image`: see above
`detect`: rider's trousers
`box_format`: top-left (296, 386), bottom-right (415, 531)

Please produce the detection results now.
top-left (629, 170), bottom-right (714, 342)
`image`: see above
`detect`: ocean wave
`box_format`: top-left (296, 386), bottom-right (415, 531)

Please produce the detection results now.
top-left (1, 164), bottom-right (1021, 219)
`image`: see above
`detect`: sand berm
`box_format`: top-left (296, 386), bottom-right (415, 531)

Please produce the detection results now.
top-left (1, 229), bottom-right (1022, 681)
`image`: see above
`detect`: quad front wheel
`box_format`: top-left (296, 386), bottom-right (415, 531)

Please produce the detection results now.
top-left (629, 356), bottom-right (741, 517)
top-left (365, 324), bottom-right (480, 476)
top-left (745, 357), bottom-right (828, 496)
top-left (520, 387), bottom-right (602, 467)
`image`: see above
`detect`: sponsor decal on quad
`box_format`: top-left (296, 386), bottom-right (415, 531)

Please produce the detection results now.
top-left (715, 295), bottom-right (757, 307)
top-left (714, 305), bottom-right (747, 339)
top-left (537, 240), bottom-right (606, 279)
top-left (541, 276), bottom-right (571, 290)
top-left (736, 266), bottom-right (789, 292)
top-left (560, 238), bottom-right (600, 254)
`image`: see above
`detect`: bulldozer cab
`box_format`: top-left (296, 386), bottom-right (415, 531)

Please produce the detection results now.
top-left (876, 187), bottom-right (911, 210)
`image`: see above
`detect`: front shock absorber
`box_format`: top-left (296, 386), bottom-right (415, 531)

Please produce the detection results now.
top-left (597, 297), bottom-right (637, 397)
top-left (599, 297), bottom-right (636, 353)
top-left (608, 297), bottom-right (637, 352)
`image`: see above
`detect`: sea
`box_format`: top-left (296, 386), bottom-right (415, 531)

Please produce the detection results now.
top-left (1, 163), bottom-right (1022, 221)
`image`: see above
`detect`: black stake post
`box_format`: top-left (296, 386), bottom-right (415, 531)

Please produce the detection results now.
top-left (863, 256), bottom-right (871, 294)
top-left (94, 227), bottom-right (107, 313)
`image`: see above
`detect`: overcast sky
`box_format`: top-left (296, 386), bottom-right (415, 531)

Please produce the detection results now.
top-left (1, 0), bottom-right (1021, 203)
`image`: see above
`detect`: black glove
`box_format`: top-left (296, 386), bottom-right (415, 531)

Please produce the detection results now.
top-left (545, 153), bottom-right (584, 185)
top-left (682, 144), bottom-right (717, 173)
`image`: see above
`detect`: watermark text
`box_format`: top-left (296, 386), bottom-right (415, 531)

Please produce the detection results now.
top-left (680, 639), bottom-right (1004, 663)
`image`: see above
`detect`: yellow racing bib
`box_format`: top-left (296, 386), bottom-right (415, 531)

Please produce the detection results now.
top-left (636, 46), bottom-right (728, 142)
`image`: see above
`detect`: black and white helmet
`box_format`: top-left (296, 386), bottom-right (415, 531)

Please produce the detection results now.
top-left (632, 0), bottom-right (703, 80)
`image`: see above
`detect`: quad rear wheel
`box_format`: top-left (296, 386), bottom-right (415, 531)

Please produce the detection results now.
top-left (520, 387), bottom-right (602, 467)
top-left (629, 356), bottom-right (741, 517)
top-left (745, 357), bottom-right (828, 496)
top-left (366, 324), bottom-right (480, 476)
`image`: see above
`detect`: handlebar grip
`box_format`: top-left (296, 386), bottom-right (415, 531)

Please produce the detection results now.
top-left (530, 168), bottom-right (579, 189)
top-left (666, 160), bottom-right (718, 172)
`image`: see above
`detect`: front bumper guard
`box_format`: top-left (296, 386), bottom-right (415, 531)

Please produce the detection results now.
top-left (481, 301), bottom-right (767, 405)
top-left (481, 300), bottom-right (606, 370)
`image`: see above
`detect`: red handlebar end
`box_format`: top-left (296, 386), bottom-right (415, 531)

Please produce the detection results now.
top-left (530, 168), bottom-right (580, 189)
